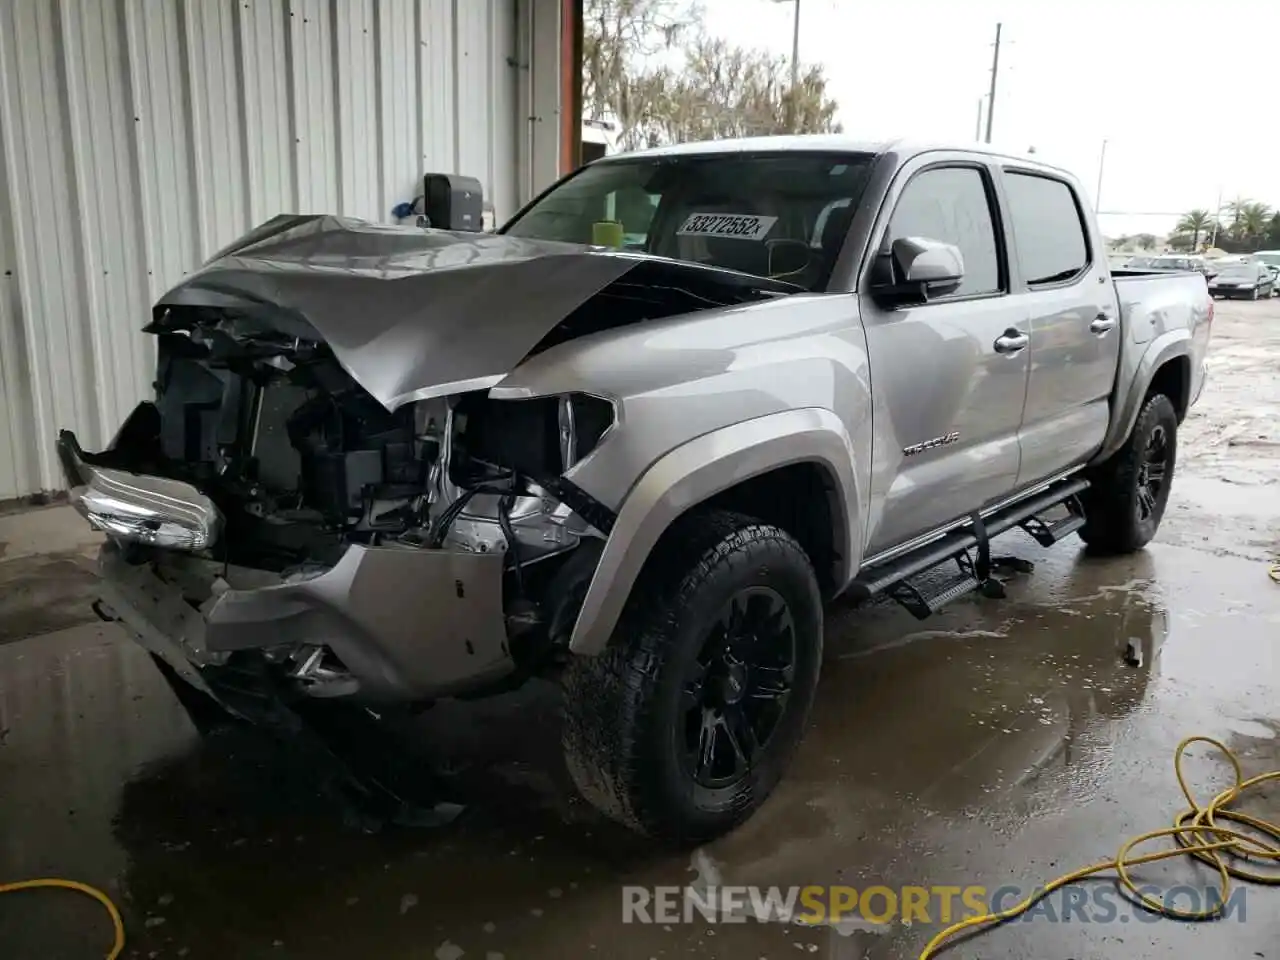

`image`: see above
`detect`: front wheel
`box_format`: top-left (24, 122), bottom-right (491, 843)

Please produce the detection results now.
top-left (1079, 393), bottom-right (1178, 554)
top-left (561, 510), bottom-right (823, 843)
top-left (1251, 286), bottom-right (1260, 301)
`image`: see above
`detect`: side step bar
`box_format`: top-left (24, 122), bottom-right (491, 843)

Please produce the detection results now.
top-left (849, 477), bottom-right (1090, 617)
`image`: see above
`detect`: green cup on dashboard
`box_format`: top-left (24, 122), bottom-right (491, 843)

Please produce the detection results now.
top-left (591, 220), bottom-right (625, 248)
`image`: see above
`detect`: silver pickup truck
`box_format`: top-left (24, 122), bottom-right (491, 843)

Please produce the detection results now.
top-left (59, 137), bottom-right (1211, 842)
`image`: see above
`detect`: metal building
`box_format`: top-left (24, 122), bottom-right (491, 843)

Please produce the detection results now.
top-left (0, 0), bottom-right (577, 502)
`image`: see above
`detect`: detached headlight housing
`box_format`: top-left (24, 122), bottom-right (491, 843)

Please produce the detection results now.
top-left (58, 430), bottom-right (222, 551)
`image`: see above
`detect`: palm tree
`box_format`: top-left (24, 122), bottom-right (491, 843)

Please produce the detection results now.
top-left (1226, 197), bottom-right (1251, 229)
top-left (1239, 202), bottom-right (1272, 242)
top-left (1174, 209), bottom-right (1215, 252)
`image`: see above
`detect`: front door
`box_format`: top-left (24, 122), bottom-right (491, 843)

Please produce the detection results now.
top-left (1000, 169), bottom-right (1121, 486)
top-left (858, 161), bottom-right (1030, 556)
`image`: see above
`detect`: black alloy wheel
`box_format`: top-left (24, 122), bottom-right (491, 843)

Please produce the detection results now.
top-left (1135, 423), bottom-right (1170, 525)
top-left (1079, 392), bottom-right (1179, 554)
top-left (560, 509), bottom-right (823, 842)
top-left (680, 587), bottom-right (796, 789)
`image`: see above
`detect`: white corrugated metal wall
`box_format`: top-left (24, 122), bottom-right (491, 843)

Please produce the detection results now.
top-left (0, 0), bottom-right (564, 501)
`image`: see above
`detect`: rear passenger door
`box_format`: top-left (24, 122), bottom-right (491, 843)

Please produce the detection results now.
top-left (1000, 169), bottom-right (1120, 487)
top-left (858, 159), bottom-right (1030, 556)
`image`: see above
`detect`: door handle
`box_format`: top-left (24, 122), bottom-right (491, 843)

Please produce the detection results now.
top-left (1090, 314), bottom-right (1117, 335)
top-left (993, 329), bottom-right (1029, 354)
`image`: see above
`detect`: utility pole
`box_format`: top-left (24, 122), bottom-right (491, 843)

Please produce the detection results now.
top-left (984, 23), bottom-right (1002, 143)
top-left (772, 0), bottom-right (801, 131)
top-left (1094, 139), bottom-right (1108, 212)
top-left (790, 0), bottom-right (801, 99)
top-left (1209, 187), bottom-right (1223, 248)
top-left (974, 98), bottom-right (984, 141)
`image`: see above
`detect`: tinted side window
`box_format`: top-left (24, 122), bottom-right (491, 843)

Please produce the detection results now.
top-left (1003, 172), bottom-right (1090, 285)
top-left (886, 166), bottom-right (1002, 297)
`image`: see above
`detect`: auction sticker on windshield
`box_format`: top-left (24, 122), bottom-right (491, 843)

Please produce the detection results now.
top-left (677, 213), bottom-right (777, 241)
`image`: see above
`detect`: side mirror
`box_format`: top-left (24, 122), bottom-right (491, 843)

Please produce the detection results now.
top-left (766, 239), bottom-right (812, 280)
top-left (870, 236), bottom-right (966, 306)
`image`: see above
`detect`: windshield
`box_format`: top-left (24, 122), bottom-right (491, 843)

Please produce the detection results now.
top-left (1127, 256), bottom-right (1156, 268)
top-left (501, 152), bottom-right (877, 291)
top-left (1217, 263), bottom-right (1256, 278)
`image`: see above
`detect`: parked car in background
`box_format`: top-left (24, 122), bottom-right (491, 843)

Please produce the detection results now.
top-left (1208, 259), bottom-right (1274, 299)
top-left (1266, 264), bottom-right (1280, 295)
top-left (1127, 254), bottom-right (1214, 282)
top-left (1250, 249), bottom-right (1280, 270)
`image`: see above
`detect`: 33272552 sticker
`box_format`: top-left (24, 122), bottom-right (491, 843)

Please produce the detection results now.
top-left (676, 212), bottom-right (778, 241)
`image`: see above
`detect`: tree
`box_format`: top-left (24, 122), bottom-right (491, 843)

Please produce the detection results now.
top-left (584, 0), bottom-right (841, 150)
top-left (1174, 209), bottom-right (1214, 252)
top-left (1136, 233), bottom-right (1157, 250)
top-left (583, 0), bottom-right (699, 148)
top-left (1267, 212), bottom-right (1280, 247)
top-left (633, 37), bottom-right (841, 145)
top-left (1239, 201), bottom-right (1272, 241)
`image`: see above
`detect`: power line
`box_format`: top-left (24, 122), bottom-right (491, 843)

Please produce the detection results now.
top-left (1096, 210), bottom-right (1189, 217)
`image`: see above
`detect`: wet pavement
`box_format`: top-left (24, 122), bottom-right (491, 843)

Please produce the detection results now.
top-left (2, 300), bottom-right (1279, 959)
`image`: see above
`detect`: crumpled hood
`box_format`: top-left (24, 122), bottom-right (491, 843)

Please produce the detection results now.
top-left (154, 214), bottom-right (647, 409)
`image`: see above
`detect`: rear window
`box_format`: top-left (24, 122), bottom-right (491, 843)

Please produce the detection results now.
top-left (501, 152), bottom-right (877, 291)
top-left (1003, 172), bottom-right (1091, 285)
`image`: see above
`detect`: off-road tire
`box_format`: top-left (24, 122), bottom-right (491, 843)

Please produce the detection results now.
top-left (561, 510), bottom-right (823, 844)
top-left (1079, 393), bottom-right (1178, 554)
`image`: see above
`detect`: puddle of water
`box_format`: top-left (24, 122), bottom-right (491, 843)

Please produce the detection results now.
top-left (2, 539), bottom-right (1278, 959)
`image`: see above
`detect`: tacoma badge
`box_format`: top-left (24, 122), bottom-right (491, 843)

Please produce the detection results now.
top-left (903, 432), bottom-right (960, 456)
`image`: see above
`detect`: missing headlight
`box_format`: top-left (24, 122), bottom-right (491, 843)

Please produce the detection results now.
top-left (559, 393), bottom-right (615, 470)
top-left (452, 392), bottom-right (615, 480)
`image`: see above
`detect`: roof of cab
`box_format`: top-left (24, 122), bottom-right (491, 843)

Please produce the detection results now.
top-left (598, 134), bottom-right (1078, 179)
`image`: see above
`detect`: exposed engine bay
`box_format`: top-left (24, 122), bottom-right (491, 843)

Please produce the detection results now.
top-left (66, 313), bottom-right (622, 704)
top-left (93, 310), bottom-right (618, 581)
top-left (61, 216), bottom-right (805, 705)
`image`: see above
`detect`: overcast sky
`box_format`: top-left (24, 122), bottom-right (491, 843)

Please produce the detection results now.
top-left (699, 0), bottom-right (1280, 238)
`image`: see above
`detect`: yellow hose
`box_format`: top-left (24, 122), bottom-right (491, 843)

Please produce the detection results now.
top-left (920, 735), bottom-right (1280, 958)
top-left (0, 877), bottom-right (125, 959)
top-left (2, 736), bottom-right (1276, 960)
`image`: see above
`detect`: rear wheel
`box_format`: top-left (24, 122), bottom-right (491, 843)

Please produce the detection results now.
top-left (1079, 393), bottom-right (1178, 554)
top-left (561, 510), bottom-right (823, 843)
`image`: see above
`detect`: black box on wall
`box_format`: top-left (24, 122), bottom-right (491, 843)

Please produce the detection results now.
top-left (422, 174), bottom-right (484, 231)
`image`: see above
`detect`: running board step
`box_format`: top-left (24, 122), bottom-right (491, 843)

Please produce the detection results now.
top-left (1018, 495), bottom-right (1086, 546)
top-left (887, 573), bottom-right (982, 619)
top-left (849, 476), bottom-right (1091, 607)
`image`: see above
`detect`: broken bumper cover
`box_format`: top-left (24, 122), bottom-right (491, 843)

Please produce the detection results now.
top-left (96, 539), bottom-right (516, 703)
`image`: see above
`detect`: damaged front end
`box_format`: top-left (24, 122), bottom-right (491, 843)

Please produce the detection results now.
top-left (62, 216), bottom-right (796, 713)
top-left (62, 339), bottom-right (613, 707)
